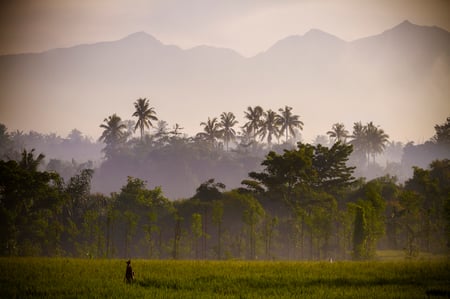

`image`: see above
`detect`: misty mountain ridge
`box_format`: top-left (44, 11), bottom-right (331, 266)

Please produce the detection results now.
top-left (260, 28), bottom-right (345, 54)
top-left (0, 20), bottom-right (449, 146)
top-left (5, 20), bottom-right (440, 57)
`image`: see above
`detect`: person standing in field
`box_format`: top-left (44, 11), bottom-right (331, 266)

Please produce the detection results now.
top-left (124, 260), bottom-right (134, 283)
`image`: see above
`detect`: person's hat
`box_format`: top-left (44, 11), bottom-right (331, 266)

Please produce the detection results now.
top-left (126, 260), bottom-right (131, 264)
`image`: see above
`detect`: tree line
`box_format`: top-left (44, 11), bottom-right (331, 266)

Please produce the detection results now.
top-left (91, 98), bottom-right (447, 198)
top-left (0, 135), bottom-right (448, 259)
top-left (91, 98), bottom-right (401, 198)
top-left (2, 99), bottom-right (446, 194)
top-left (0, 98), bottom-right (448, 259)
top-left (99, 98), bottom-right (389, 165)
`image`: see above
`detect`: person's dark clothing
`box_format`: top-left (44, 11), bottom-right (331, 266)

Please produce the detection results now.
top-left (125, 261), bottom-right (134, 283)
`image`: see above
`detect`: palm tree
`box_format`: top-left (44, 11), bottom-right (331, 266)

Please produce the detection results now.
top-left (349, 121), bottom-right (389, 167)
top-left (350, 121), bottom-right (365, 147)
top-left (327, 123), bottom-right (349, 144)
top-left (132, 98), bottom-right (158, 140)
top-left (243, 106), bottom-right (264, 142)
top-left (258, 110), bottom-right (281, 148)
top-left (278, 106), bottom-right (303, 143)
top-left (220, 112), bottom-right (238, 151)
top-left (349, 121), bottom-right (368, 166)
top-left (99, 114), bottom-right (127, 157)
top-left (365, 122), bottom-right (389, 165)
top-left (196, 117), bottom-right (222, 147)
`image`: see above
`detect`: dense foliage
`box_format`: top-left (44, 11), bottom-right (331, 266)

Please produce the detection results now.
top-left (0, 145), bottom-right (448, 260)
top-left (0, 107), bottom-right (449, 260)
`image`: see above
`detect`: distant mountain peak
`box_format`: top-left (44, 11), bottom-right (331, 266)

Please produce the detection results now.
top-left (304, 28), bottom-right (332, 37)
top-left (264, 28), bottom-right (344, 54)
top-left (392, 20), bottom-right (419, 31)
top-left (400, 20), bottom-right (413, 26)
top-left (303, 29), bottom-right (343, 42)
top-left (386, 20), bottom-right (444, 35)
top-left (120, 31), bottom-right (162, 45)
top-left (124, 31), bottom-right (151, 38)
top-left (377, 20), bottom-right (450, 40)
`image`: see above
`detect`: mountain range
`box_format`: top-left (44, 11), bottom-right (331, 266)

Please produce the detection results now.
top-left (0, 20), bottom-right (449, 144)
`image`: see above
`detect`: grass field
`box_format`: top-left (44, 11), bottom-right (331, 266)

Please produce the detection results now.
top-left (0, 258), bottom-right (449, 298)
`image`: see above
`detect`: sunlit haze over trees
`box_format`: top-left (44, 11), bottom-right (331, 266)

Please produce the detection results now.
top-left (0, 1), bottom-right (449, 262)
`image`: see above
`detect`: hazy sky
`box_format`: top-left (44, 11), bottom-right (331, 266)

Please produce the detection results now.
top-left (1, 0), bottom-right (449, 57)
top-left (0, 0), bottom-right (449, 144)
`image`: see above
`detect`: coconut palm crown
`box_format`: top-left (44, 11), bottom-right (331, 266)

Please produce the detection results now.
top-left (132, 98), bottom-right (158, 140)
top-left (258, 109), bottom-right (281, 148)
top-left (220, 112), bottom-right (238, 151)
top-left (197, 117), bottom-right (223, 147)
top-left (278, 106), bottom-right (303, 143)
top-left (243, 106), bottom-right (264, 141)
top-left (99, 113), bottom-right (127, 157)
top-left (327, 123), bottom-right (349, 144)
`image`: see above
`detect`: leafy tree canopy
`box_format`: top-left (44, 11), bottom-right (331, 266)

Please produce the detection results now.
top-left (192, 178), bottom-right (226, 202)
top-left (245, 142), bottom-right (355, 207)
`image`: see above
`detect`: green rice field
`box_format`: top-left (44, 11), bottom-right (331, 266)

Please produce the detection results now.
top-left (0, 258), bottom-right (449, 298)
